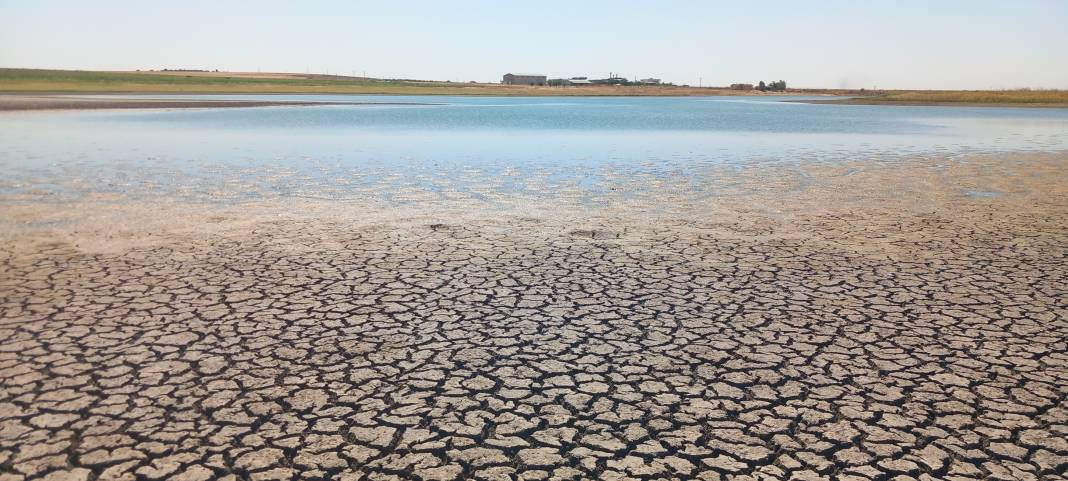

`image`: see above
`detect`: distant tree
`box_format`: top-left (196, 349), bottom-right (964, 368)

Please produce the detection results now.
top-left (757, 80), bottom-right (766, 91)
top-left (765, 80), bottom-right (786, 92)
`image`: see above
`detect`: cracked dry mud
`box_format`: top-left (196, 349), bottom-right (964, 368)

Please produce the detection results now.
top-left (2, 154), bottom-right (1068, 481)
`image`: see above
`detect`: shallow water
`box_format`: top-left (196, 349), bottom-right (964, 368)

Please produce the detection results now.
top-left (1, 95), bottom-right (1066, 202)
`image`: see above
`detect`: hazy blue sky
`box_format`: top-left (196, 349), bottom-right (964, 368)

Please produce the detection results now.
top-left (2, 0), bottom-right (1066, 89)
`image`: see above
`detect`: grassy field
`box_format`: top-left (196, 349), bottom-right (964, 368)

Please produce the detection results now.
top-left (0, 68), bottom-right (740, 96)
top-left (4, 69), bottom-right (1064, 104)
top-left (844, 89), bottom-right (1068, 105)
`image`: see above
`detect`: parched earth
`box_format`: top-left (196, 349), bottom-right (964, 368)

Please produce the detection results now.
top-left (1, 155), bottom-right (1068, 481)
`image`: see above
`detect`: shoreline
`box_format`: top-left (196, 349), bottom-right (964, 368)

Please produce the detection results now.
top-left (0, 95), bottom-right (438, 111)
top-left (0, 88), bottom-right (797, 98)
top-left (789, 98), bottom-right (1068, 108)
top-left (8, 93), bottom-right (1067, 111)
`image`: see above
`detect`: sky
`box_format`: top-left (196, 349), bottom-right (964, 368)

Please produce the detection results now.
top-left (2, 0), bottom-right (1066, 90)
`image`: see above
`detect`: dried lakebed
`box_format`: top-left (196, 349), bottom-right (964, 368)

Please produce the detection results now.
top-left (1, 153), bottom-right (1067, 481)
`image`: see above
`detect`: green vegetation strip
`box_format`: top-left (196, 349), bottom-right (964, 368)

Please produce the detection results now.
top-left (0, 68), bottom-right (482, 94)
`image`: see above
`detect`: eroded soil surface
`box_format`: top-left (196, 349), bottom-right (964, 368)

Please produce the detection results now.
top-left (1, 154), bottom-right (1067, 481)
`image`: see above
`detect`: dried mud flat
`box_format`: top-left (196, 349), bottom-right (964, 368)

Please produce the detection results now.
top-left (1, 153), bottom-right (1068, 481)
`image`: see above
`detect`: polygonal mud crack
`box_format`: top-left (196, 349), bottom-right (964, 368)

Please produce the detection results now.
top-left (1, 208), bottom-right (1067, 481)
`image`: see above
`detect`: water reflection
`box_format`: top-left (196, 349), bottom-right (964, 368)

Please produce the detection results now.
top-left (0, 95), bottom-right (1066, 203)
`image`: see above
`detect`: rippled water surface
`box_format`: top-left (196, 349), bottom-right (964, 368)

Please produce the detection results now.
top-left (2, 95), bottom-right (1067, 201)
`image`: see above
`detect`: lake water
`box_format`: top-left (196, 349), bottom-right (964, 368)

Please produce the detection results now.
top-left (2, 95), bottom-right (1067, 202)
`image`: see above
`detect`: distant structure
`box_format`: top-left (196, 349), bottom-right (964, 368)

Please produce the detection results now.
top-left (590, 75), bottom-right (628, 85)
top-left (730, 83), bottom-right (755, 91)
top-left (502, 73), bottom-right (547, 86)
top-left (545, 74), bottom-right (665, 87)
top-left (553, 73), bottom-right (629, 86)
top-left (548, 77), bottom-right (593, 86)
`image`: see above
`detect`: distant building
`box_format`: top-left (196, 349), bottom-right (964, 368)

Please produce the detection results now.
top-left (639, 78), bottom-right (661, 85)
top-left (548, 77), bottom-right (593, 86)
top-left (590, 76), bottom-right (627, 85)
top-left (730, 83), bottom-right (755, 91)
top-left (502, 73), bottom-right (547, 86)
top-left (547, 74), bottom-right (637, 86)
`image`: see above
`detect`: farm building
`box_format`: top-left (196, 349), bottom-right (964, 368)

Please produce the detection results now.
top-left (548, 77), bottom-right (593, 86)
top-left (502, 73), bottom-right (547, 86)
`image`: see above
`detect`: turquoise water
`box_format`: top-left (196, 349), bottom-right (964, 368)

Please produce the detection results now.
top-left (1, 95), bottom-right (1066, 201)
